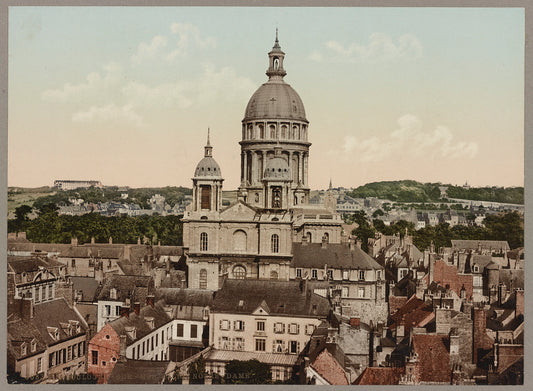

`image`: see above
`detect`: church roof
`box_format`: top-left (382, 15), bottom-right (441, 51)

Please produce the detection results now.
top-left (244, 81), bottom-right (307, 122)
top-left (291, 243), bottom-right (383, 270)
top-left (243, 35), bottom-right (307, 122)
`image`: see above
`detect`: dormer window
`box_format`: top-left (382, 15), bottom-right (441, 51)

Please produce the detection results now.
top-left (473, 265), bottom-right (479, 273)
top-left (110, 288), bottom-right (117, 300)
top-left (125, 325), bottom-right (136, 340)
top-left (21, 342), bottom-right (27, 356)
top-left (145, 316), bottom-right (155, 330)
top-left (47, 327), bottom-right (59, 341)
top-left (30, 339), bottom-right (37, 353)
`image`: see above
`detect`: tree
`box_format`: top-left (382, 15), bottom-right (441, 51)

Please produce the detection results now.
top-left (188, 354), bottom-right (206, 384)
top-left (15, 204), bottom-right (33, 221)
top-left (224, 359), bottom-right (272, 384)
top-left (372, 209), bottom-right (384, 218)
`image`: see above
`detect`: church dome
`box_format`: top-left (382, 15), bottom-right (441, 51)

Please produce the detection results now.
top-left (243, 32), bottom-right (307, 123)
top-left (244, 82), bottom-right (307, 122)
top-left (263, 156), bottom-right (290, 180)
top-left (194, 130), bottom-right (222, 178)
top-left (194, 156), bottom-right (222, 178)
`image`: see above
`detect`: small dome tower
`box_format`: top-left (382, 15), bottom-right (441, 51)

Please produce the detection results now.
top-left (191, 129), bottom-right (224, 212)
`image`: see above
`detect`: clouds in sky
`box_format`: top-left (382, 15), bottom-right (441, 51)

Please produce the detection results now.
top-left (336, 114), bottom-right (478, 163)
top-left (41, 23), bottom-right (250, 127)
top-left (310, 33), bottom-right (423, 63)
top-left (132, 22), bottom-right (216, 63)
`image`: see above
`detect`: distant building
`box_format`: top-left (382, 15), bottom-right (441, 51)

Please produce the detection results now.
top-left (54, 180), bottom-right (103, 190)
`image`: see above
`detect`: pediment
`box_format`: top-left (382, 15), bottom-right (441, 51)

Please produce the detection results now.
top-left (220, 201), bottom-right (258, 220)
top-left (252, 299), bottom-right (270, 316)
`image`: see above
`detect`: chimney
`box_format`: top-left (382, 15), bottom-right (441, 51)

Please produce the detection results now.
top-left (350, 317), bottom-right (360, 328)
top-left (356, 239), bottom-right (362, 249)
top-left (91, 236), bottom-right (95, 244)
top-left (449, 331), bottom-right (460, 356)
top-left (497, 283), bottom-right (506, 306)
top-left (20, 298), bottom-right (34, 320)
top-left (71, 237), bottom-right (78, 246)
top-left (133, 302), bottom-right (141, 316)
top-left (120, 304), bottom-right (129, 318)
top-left (460, 284), bottom-right (466, 299)
top-left (109, 237), bottom-right (113, 244)
top-left (299, 278), bottom-right (308, 293)
top-left (18, 232), bottom-right (27, 240)
top-left (119, 334), bottom-right (127, 361)
top-left (146, 295), bottom-right (155, 308)
top-left (137, 237), bottom-right (141, 245)
top-left (348, 237), bottom-right (354, 250)
top-left (302, 235), bottom-right (309, 246)
top-left (428, 254), bottom-right (435, 285)
top-left (515, 289), bottom-right (524, 318)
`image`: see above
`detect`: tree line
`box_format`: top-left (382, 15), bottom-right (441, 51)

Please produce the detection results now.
top-left (9, 204), bottom-right (183, 246)
top-left (346, 211), bottom-right (523, 252)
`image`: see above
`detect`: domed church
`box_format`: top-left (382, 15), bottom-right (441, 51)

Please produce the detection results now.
top-left (182, 33), bottom-right (385, 326)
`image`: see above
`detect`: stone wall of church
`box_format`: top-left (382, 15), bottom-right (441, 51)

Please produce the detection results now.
top-left (187, 258), bottom-right (219, 290)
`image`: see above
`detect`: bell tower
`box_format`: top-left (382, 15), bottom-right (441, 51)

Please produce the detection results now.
top-left (191, 129), bottom-right (224, 212)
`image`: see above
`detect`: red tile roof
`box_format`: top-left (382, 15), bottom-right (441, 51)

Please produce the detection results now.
top-left (310, 349), bottom-right (349, 385)
top-left (389, 295), bottom-right (434, 332)
top-left (412, 334), bottom-right (451, 383)
top-left (389, 295), bottom-right (408, 316)
top-left (429, 260), bottom-right (473, 299)
top-left (353, 367), bottom-right (405, 385)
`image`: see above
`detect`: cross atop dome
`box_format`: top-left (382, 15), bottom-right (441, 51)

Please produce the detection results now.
top-left (266, 29), bottom-right (286, 80)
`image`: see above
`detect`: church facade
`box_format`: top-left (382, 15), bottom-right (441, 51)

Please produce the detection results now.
top-left (181, 34), bottom-right (386, 324)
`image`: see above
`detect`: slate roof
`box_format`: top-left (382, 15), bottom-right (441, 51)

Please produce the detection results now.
top-left (71, 276), bottom-right (100, 302)
top-left (7, 314), bottom-right (47, 361)
top-left (206, 349), bottom-right (298, 366)
top-left (292, 243), bottom-right (383, 270)
top-left (467, 254), bottom-right (493, 273)
top-left (212, 279), bottom-right (330, 317)
top-left (108, 301), bottom-right (172, 346)
top-left (31, 298), bottom-right (87, 346)
top-left (7, 257), bottom-right (51, 274)
top-left (156, 288), bottom-right (214, 307)
top-left (412, 334), bottom-right (451, 383)
top-left (96, 275), bottom-right (154, 302)
top-left (310, 349), bottom-right (349, 385)
top-left (353, 367), bottom-right (405, 385)
top-left (61, 245), bottom-right (124, 259)
top-left (107, 360), bottom-right (170, 384)
top-left (451, 240), bottom-right (510, 251)
top-left (499, 269), bottom-right (524, 290)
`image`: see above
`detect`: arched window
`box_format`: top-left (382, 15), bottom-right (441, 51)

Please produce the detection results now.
top-left (270, 125), bottom-right (276, 139)
top-left (258, 124), bottom-right (264, 139)
top-left (233, 230), bottom-right (247, 252)
top-left (247, 126), bottom-right (252, 139)
top-left (293, 126), bottom-right (298, 139)
top-left (199, 269), bottom-right (207, 289)
top-left (307, 232), bottom-right (312, 243)
top-left (322, 233), bottom-right (329, 243)
top-left (281, 125), bottom-right (287, 139)
top-left (200, 232), bottom-right (208, 251)
top-left (271, 234), bottom-right (280, 253)
top-left (270, 270), bottom-right (278, 280)
top-left (233, 266), bottom-right (246, 279)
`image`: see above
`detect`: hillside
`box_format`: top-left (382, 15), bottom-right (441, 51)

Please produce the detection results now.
top-left (346, 180), bottom-right (523, 204)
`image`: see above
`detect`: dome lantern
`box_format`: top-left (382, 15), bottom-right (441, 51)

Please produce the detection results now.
top-left (266, 28), bottom-right (287, 80)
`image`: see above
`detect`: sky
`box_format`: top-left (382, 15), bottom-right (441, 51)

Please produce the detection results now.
top-left (8, 6), bottom-right (524, 190)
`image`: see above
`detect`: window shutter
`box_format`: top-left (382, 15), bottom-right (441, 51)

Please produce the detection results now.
top-left (219, 319), bottom-right (222, 329)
